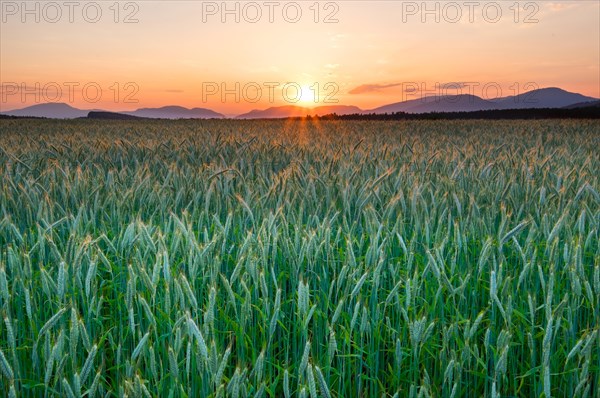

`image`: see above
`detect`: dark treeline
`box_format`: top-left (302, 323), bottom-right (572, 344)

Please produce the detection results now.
top-left (311, 106), bottom-right (600, 121)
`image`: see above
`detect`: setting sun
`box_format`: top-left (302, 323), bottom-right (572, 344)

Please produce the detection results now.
top-left (298, 85), bottom-right (316, 104)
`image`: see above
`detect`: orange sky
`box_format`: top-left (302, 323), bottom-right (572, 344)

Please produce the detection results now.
top-left (1, 1), bottom-right (598, 115)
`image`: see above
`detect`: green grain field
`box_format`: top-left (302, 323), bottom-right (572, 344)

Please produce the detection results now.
top-left (0, 119), bottom-right (598, 397)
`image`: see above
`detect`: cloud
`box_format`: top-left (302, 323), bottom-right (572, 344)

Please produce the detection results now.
top-left (325, 64), bottom-right (339, 69)
top-left (349, 83), bottom-right (402, 95)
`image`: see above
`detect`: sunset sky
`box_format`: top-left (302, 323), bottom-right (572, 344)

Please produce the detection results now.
top-left (1, 1), bottom-right (599, 115)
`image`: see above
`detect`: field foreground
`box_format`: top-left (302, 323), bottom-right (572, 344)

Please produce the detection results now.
top-left (0, 119), bottom-right (599, 397)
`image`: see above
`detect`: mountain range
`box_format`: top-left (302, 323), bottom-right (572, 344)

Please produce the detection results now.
top-left (1, 87), bottom-right (597, 119)
top-left (366, 88), bottom-right (597, 114)
top-left (0, 104), bottom-right (225, 119)
top-left (123, 106), bottom-right (224, 119)
top-left (1, 102), bottom-right (95, 118)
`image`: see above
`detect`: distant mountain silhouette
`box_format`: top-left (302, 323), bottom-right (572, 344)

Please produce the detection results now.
top-left (236, 105), bottom-right (306, 119)
top-left (367, 88), bottom-right (597, 114)
top-left (1, 88), bottom-right (596, 119)
top-left (87, 111), bottom-right (145, 120)
top-left (493, 87), bottom-right (597, 109)
top-left (314, 105), bottom-right (363, 115)
top-left (562, 100), bottom-right (600, 109)
top-left (125, 106), bottom-right (224, 119)
top-left (1, 103), bottom-right (95, 118)
top-left (1, 104), bottom-right (224, 119)
top-left (236, 105), bottom-right (362, 119)
top-left (236, 88), bottom-right (597, 118)
top-left (367, 94), bottom-right (496, 114)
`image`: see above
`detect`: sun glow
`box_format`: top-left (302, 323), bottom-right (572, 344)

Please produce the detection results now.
top-left (298, 85), bottom-right (317, 104)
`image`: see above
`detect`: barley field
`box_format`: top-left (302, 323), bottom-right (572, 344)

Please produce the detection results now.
top-left (0, 119), bottom-right (598, 398)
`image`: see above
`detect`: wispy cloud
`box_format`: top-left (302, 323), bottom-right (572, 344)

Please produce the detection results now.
top-left (349, 83), bottom-right (402, 94)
